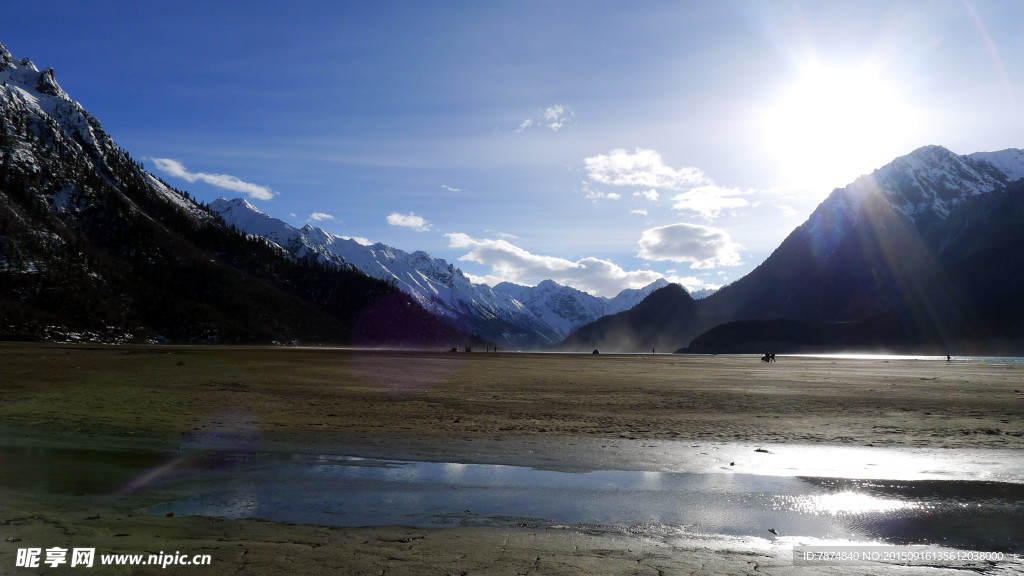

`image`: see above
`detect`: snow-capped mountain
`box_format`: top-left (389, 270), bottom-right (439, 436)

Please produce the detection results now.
top-left (492, 278), bottom-right (669, 340)
top-left (697, 144), bottom-right (1024, 351)
top-left (558, 144), bottom-right (1024, 353)
top-left (13, 37), bottom-right (1021, 353)
top-left (688, 288), bottom-right (715, 300)
top-left (0, 46), bottom-right (211, 227)
top-left (874, 145), bottom-right (1024, 219)
top-left (0, 39), bottom-right (669, 348)
top-left (798, 145), bottom-right (1024, 260)
top-left (210, 197), bottom-right (670, 348)
top-left (1, 42), bottom-right (466, 346)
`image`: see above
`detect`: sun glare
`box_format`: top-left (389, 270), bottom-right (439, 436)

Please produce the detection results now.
top-left (762, 65), bottom-right (916, 191)
top-left (776, 490), bottom-right (922, 517)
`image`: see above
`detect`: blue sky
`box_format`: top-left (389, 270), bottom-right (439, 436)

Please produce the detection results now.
top-left (3, 1), bottom-right (1023, 296)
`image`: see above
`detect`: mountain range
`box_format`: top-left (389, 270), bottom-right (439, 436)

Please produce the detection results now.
top-left (210, 197), bottom-right (669, 348)
top-left (559, 145), bottom-right (1024, 354)
top-left (3, 40), bottom-right (1024, 354)
top-left (0, 42), bottom-right (674, 348)
top-left (0, 43), bottom-right (467, 346)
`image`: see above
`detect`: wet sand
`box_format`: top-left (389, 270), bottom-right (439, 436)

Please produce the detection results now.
top-left (1, 343), bottom-right (1022, 574)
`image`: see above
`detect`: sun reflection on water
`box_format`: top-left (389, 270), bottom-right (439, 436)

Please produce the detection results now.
top-left (776, 490), bottom-right (926, 516)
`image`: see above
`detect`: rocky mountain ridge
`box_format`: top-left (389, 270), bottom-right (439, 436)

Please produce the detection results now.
top-left (211, 197), bottom-right (670, 348)
top-left (0, 42), bottom-right (467, 346)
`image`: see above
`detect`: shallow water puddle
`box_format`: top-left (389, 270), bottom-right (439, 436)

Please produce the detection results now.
top-left (137, 454), bottom-right (1024, 553)
top-left (2, 445), bottom-right (1021, 553)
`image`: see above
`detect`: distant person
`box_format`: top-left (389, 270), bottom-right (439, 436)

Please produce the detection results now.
top-left (947, 355), bottom-right (951, 362)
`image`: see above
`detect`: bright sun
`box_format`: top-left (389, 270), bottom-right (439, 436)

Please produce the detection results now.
top-left (762, 64), bottom-right (916, 191)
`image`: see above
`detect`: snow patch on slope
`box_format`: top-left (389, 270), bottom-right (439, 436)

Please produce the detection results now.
top-left (968, 148), bottom-right (1024, 182)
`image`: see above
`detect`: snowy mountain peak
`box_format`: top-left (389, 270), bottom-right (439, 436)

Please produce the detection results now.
top-left (1, 45), bottom-right (123, 188)
top-left (801, 145), bottom-right (1024, 259)
top-left (610, 278), bottom-right (670, 308)
top-left (0, 44), bottom-right (13, 69)
top-left (210, 197), bottom-right (274, 231)
top-left (36, 67), bottom-right (65, 98)
top-left (900, 143), bottom-right (958, 164)
top-left (492, 277), bottom-right (671, 340)
top-left (535, 279), bottom-right (562, 292)
top-left (876, 147), bottom-right (1024, 222)
top-left (829, 145), bottom-right (1022, 226)
top-left (209, 196), bottom-right (672, 348)
top-left (0, 48), bottom-right (64, 100)
top-left (224, 196), bottom-right (261, 213)
top-left (410, 250), bottom-right (435, 264)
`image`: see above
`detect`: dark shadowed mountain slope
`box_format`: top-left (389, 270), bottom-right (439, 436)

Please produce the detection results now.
top-left (553, 283), bottom-right (696, 353)
top-left (685, 146), bottom-right (1024, 353)
top-left (0, 43), bottom-right (469, 347)
top-left (558, 145), bottom-right (1024, 354)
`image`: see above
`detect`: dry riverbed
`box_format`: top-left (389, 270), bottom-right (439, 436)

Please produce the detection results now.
top-left (1, 343), bottom-right (1022, 574)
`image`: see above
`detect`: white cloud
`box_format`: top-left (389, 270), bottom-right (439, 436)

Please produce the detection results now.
top-left (630, 209), bottom-right (648, 216)
top-left (637, 223), bottom-right (742, 269)
top-left (671, 184), bottom-right (752, 220)
top-left (585, 149), bottom-right (761, 221)
top-left (386, 212), bottom-right (431, 232)
top-left (150, 158), bottom-right (275, 201)
top-left (446, 233), bottom-right (662, 297)
top-left (441, 184), bottom-right (464, 193)
top-left (484, 229), bottom-right (519, 240)
top-left (585, 148), bottom-right (708, 190)
top-left (309, 212), bottom-right (335, 222)
top-left (342, 235), bottom-right (373, 246)
top-left (778, 204), bottom-right (799, 218)
top-left (583, 184), bottom-right (621, 201)
top-left (460, 270), bottom-right (500, 285)
top-left (517, 104), bottom-right (575, 132)
top-left (633, 189), bottom-right (660, 201)
top-left (541, 104), bottom-right (574, 130)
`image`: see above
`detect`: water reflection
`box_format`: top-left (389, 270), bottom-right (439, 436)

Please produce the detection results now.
top-left (2, 445), bottom-right (1019, 553)
top-left (784, 490), bottom-right (922, 515)
top-left (136, 456), bottom-right (1023, 553)
top-left (786, 477), bottom-right (1024, 551)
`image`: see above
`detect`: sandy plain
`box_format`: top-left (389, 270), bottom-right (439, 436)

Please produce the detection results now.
top-left (1, 343), bottom-right (1022, 575)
